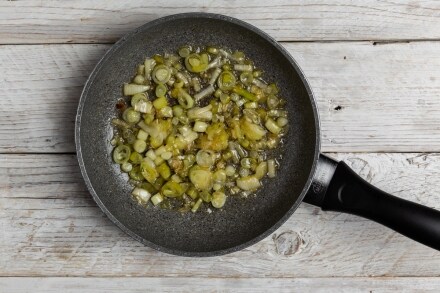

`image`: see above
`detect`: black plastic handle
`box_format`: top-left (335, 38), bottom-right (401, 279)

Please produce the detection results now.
top-left (304, 154), bottom-right (440, 250)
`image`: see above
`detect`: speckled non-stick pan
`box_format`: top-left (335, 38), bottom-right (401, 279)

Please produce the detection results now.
top-left (76, 13), bottom-right (440, 256)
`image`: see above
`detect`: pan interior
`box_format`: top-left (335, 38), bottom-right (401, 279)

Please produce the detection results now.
top-left (78, 14), bottom-right (318, 255)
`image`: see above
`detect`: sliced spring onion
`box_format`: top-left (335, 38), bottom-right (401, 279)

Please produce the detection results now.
top-left (140, 158), bottom-right (159, 184)
top-left (111, 118), bottom-right (130, 129)
top-left (121, 162), bottom-right (133, 173)
top-left (253, 70), bottom-right (262, 78)
top-left (155, 83), bottom-right (167, 97)
top-left (129, 152), bottom-right (143, 164)
top-left (217, 71), bottom-right (236, 91)
top-left (178, 46), bottom-right (191, 58)
top-left (207, 56), bottom-right (222, 69)
top-left (234, 64), bottom-right (253, 72)
top-left (137, 65), bottom-right (145, 75)
top-left (196, 150), bottom-right (215, 167)
top-left (185, 53), bottom-right (208, 72)
top-left (191, 77), bottom-right (201, 92)
top-left (207, 47), bottom-right (219, 54)
top-left (267, 109), bottom-right (288, 118)
top-left (211, 191), bottom-right (226, 208)
top-left (161, 151), bottom-right (172, 160)
top-left (225, 165), bottom-right (235, 177)
top-left (131, 94), bottom-right (153, 114)
top-left (239, 168), bottom-right (250, 177)
top-left (213, 169), bottom-right (227, 183)
top-left (199, 190), bottom-right (212, 202)
top-left (265, 118), bottom-right (282, 134)
top-left (277, 117), bottom-right (288, 127)
top-left (146, 149), bottom-right (157, 160)
top-left (219, 49), bottom-right (232, 59)
top-left (152, 64), bottom-right (171, 84)
top-left (113, 145), bottom-right (131, 164)
top-left (144, 59), bottom-right (156, 80)
top-left (153, 96), bottom-right (168, 110)
top-left (189, 166), bottom-right (212, 190)
top-left (151, 193), bottom-right (164, 206)
top-left (255, 161), bottom-right (268, 179)
top-left (176, 88), bottom-right (195, 109)
top-left (122, 108), bottom-right (141, 124)
top-left (129, 166), bottom-right (144, 181)
top-left (161, 181), bottom-right (184, 197)
top-left (233, 86), bottom-right (257, 102)
top-left (252, 78), bottom-right (267, 89)
top-left (193, 121), bottom-right (208, 132)
top-left (133, 139), bottom-right (147, 153)
top-left (240, 119), bottom-right (266, 141)
top-left (236, 176), bottom-right (260, 191)
top-left (133, 74), bottom-right (145, 85)
top-left (175, 72), bottom-right (189, 86)
top-left (132, 187), bottom-right (151, 204)
top-left (191, 198), bottom-right (203, 213)
top-left (209, 68), bottom-right (222, 85)
top-left (194, 85), bottom-right (215, 102)
top-left (240, 71), bottom-right (254, 86)
top-left (187, 105), bottom-right (213, 121)
top-left (123, 84), bottom-right (150, 96)
top-left (267, 159), bottom-right (276, 178)
top-left (267, 95), bottom-right (279, 109)
top-left (157, 162), bottom-right (171, 180)
top-left (158, 106), bottom-right (173, 118)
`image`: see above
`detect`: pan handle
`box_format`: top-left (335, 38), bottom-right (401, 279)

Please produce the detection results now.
top-left (304, 154), bottom-right (440, 250)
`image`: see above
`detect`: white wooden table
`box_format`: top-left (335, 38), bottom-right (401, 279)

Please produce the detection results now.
top-left (1, 1), bottom-right (440, 292)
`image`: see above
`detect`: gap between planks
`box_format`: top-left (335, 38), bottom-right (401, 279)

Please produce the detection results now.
top-left (0, 277), bottom-right (439, 293)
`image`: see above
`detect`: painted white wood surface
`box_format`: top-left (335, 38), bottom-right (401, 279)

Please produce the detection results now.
top-left (0, 277), bottom-right (439, 293)
top-left (0, 1), bottom-right (439, 43)
top-left (1, 42), bottom-right (440, 153)
top-left (1, 153), bottom-right (439, 277)
top-left (2, 1), bottom-right (440, 290)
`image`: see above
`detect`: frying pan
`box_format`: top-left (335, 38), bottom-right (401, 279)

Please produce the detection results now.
top-left (76, 13), bottom-right (440, 256)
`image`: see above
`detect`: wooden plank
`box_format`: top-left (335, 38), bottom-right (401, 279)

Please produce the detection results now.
top-left (0, 277), bottom-right (439, 293)
top-left (1, 42), bottom-right (440, 153)
top-left (0, 1), bottom-right (439, 43)
top-left (1, 153), bottom-right (439, 277)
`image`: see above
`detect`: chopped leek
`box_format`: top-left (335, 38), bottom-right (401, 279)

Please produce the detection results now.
top-left (113, 145), bottom-right (130, 164)
top-left (123, 84), bottom-right (150, 96)
top-left (236, 176), bottom-right (260, 191)
top-left (152, 64), bottom-right (171, 84)
top-left (211, 191), bottom-right (226, 208)
top-left (110, 45), bottom-right (288, 212)
top-left (155, 83), bottom-right (167, 97)
top-left (217, 71), bottom-right (236, 91)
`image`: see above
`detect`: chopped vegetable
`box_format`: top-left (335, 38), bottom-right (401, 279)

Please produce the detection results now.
top-left (236, 176), bottom-right (260, 191)
top-left (151, 193), bottom-right (164, 206)
top-left (113, 145), bottom-right (131, 164)
top-left (211, 191), bottom-right (226, 208)
top-left (110, 45), bottom-right (288, 212)
top-left (217, 71), bottom-right (236, 91)
top-left (152, 64), bottom-right (171, 84)
top-left (123, 84), bottom-right (150, 96)
top-left (132, 188), bottom-right (151, 204)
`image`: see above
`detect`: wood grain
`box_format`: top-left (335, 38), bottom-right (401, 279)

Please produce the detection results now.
top-left (0, 1), bottom-right (439, 44)
top-left (1, 42), bottom-right (440, 153)
top-left (1, 153), bottom-right (439, 277)
top-left (0, 277), bottom-right (439, 293)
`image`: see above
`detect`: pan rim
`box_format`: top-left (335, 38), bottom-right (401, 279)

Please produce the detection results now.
top-left (75, 12), bottom-right (321, 257)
